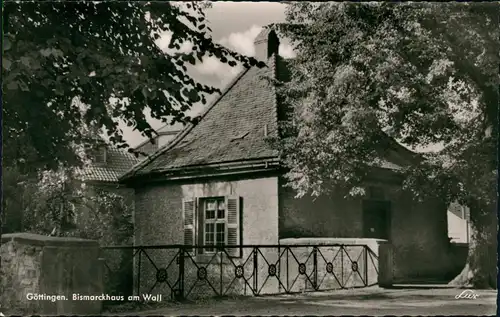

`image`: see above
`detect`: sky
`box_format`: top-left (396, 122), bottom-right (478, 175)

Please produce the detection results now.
top-left (122, 2), bottom-right (290, 147)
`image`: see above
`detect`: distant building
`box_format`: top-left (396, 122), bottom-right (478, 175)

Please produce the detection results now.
top-left (447, 202), bottom-right (471, 243)
top-left (81, 122), bottom-right (184, 184)
top-left (133, 122), bottom-right (184, 156)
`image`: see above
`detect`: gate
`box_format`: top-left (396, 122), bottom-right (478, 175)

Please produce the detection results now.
top-left (100, 244), bottom-right (379, 305)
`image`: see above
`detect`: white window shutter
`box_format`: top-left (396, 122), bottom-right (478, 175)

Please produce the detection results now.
top-left (182, 198), bottom-right (196, 254)
top-left (225, 196), bottom-right (241, 257)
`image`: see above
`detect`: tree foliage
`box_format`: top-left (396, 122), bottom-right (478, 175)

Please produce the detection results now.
top-left (276, 2), bottom-right (497, 198)
top-left (2, 166), bottom-right (134, 246)
top-left (2, 1), bottom-right (263, 171)
top-left (276, 2), bottom-right (498, 288)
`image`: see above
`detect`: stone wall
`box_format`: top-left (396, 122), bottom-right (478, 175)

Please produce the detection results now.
top-left (279, 238), bottom-right (390, 292)
top-left (0, 233), bottom-right (103, 315)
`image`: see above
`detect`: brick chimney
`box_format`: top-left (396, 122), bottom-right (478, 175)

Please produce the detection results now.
top-left (254, 26), bottom-right (280, 62)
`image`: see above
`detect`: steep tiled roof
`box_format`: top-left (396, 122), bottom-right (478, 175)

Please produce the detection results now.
top-left (81, 147), bottom-right (141, 183)
top-left (123, 52), bottom-right (281, 179)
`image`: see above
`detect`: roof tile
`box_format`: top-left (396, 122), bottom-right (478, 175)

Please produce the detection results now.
top-left (81, 147), bottom-right (141, 183)
top-left (134, 56), bottom-right (280, 175)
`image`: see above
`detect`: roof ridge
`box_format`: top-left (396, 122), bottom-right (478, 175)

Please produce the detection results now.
top-left (120, 65), bottom-right (254, 181)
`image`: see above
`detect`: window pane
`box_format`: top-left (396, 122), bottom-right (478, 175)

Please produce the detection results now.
top-left (218, 201), bottom-right (225, 210)
top-left (206, 200), bottom-right (216, 210)
top-left (217, 209), bottom-right (225, 219)
top-left (205, 223), bottom-right (215, 252)
top-left (205, 231), bottom-right (214, 242)
top-left (216, 223), bottom-right (225, 245)
top-left (216, 234), bottom-right (225, 245)
top-left (216, 223), bottom-right (225, 233)
top-left (206, 209), bottom-right (215, 219)
top-left (205, 223), bottom-right (214, 233)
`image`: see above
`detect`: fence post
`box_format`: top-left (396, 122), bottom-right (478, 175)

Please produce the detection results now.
top-left (220, 249), bottom-right (223, 296)
top-left (364, 246), bottom-right (368, 286)
top-left (340, 246), bottom-right (344, 288)
top-left (286, 247), bottom-right (289, 292)
top-left (178, 247), bottom-right (185, 300)
top-left (313, 246), bottom-right (318, 290)
top-left (277, 245), bottom-right (281, 293)
top-left (137, 249), bottom-right (142, 296)
top-left (253, 247), bottom-right (258, 295)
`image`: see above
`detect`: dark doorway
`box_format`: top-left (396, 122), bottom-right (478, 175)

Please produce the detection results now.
top-left (362, 200), bottom-right (391, 240)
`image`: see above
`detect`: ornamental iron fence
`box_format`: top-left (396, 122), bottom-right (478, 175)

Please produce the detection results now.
top-left (100, 244), bottom-right (379, 306)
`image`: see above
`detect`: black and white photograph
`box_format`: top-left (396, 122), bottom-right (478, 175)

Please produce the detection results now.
top-left (1, 1), bottom-right (498, 316)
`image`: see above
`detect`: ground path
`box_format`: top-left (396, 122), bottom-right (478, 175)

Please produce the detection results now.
top-left (105, 285), bottom-right (497, 316)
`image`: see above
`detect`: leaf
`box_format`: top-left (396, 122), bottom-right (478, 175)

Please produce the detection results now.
top-left (2, 57), bottom-right (12, 70)
top-left (142, 87), bottom-right (149, 99)
top-left (39, 48), bottom-right (64, 59)
top-left (3, 38), bottom-right (12, 51)
top-left (182, 54), bottom-right (196, 65)
top-left (6, 81), bottom-right (18, 90)
top-left (20, 56), bottom-right (32, 68)
top-left (3, 1), bottom-right (261, 173)
top-left (18, 79), bottom-right (30, 92)
top-left (139, 56), bottom-right (150, 66)
top-left (40, 48), bottom-right (52, 57)
top-left (55, 86), bottom-right (64, 96)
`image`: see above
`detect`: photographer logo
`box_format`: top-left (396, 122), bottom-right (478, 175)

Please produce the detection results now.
top-left (455, 290), bottom-right (479, 300)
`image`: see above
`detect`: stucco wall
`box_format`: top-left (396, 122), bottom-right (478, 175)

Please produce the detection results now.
top-left (279, 185), bottom-right (362, 238)
top-left (447, 211), bottom-right (471, 243)
top-left (279, 180), bottom-right (451, 282)
top-left (132, 175), bottom-right (280, 298)
top-left (278, 238), bottom-right (386, 292)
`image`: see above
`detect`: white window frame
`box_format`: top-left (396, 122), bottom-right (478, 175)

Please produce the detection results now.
top-left (202, 197), bottom-right (227, 254)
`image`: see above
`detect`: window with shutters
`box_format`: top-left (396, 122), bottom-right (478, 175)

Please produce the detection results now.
top-left (182, 196), bottom-right (241, 258)
top-left (203, 198), bottom-right (226, 252)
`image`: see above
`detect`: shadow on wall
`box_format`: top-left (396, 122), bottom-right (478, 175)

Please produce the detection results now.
top-left (445, 242), bottom-right (468, 280)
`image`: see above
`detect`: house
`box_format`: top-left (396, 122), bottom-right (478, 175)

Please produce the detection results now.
top-left (447, 202), bottom-right (471, 243)
top-left (77, 127), bottom-right (184, 221)
top-left (81, 123), bottom-right (184, 189)
top-left (118, 27), bottom-right (453, 296)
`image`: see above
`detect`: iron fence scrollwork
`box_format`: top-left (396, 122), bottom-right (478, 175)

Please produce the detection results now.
top-left (100, 243), bottom-right (379, 306)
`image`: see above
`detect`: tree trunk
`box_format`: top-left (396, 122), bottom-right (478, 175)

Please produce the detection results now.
top-left (449, 200), bottom-right (497, 289)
